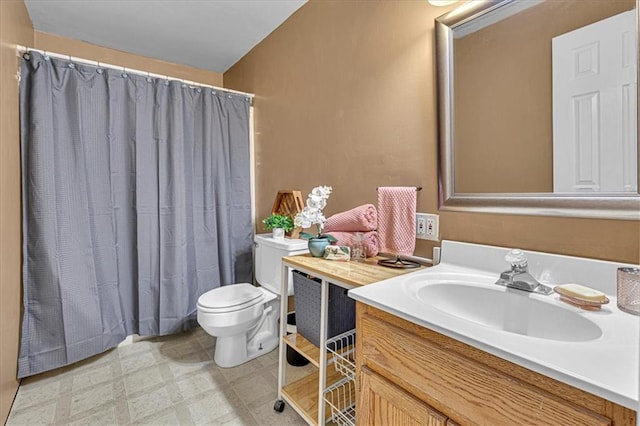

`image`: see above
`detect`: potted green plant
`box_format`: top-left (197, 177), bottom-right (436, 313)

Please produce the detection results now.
top-left (262, 213), bottom-right (294, 240)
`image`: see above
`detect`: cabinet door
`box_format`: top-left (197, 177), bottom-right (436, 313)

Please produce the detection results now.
top-left (360, 313), bottom-right (612, 426)
top-left (358, 367), bottom-right (447, 426)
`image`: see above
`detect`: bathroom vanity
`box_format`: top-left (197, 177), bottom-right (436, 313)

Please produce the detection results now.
top-left (350, 241), bottom-right (639, 425)
top-left (275, 254), bottom-right (424, 425)
top-left (356, 303), bottom-right (635, 425)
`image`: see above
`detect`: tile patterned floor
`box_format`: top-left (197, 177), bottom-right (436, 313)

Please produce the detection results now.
top-left (7, 327), bottom-right (314, 425)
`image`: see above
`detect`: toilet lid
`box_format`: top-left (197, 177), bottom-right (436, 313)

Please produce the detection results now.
top-left (197, 283), bottom-right (264, 313)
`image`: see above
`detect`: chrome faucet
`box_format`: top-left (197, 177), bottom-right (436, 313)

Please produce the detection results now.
top-left (495, 249), bottom-right (553, 295)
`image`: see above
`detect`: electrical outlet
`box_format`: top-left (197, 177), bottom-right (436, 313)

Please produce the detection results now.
top-left (425, 214), bottom-right (439, 241)
top-left (416, 215), bottom-right (427, 237)
top-left (416, 213), bottom-right (439, 241)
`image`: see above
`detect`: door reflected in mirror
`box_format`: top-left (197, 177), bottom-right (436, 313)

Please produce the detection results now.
top-left (436, 0), bottom-right (640, 219)
top-left (453, 0), bottom-right (637, 195)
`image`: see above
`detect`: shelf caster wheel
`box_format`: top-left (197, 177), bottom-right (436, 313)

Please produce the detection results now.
top-left (273, 400), bottom-right (285, 413)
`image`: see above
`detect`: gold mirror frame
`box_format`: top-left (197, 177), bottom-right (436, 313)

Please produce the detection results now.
top-left (435, 0), bottom-right (640, 220)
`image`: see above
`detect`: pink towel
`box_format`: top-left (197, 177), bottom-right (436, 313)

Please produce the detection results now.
top-left (377, 187), bottom-right (416, 256)
top-left (324, 204), bottom-right (377, 232)
top-left (326, 231), bottom-right (379, 258)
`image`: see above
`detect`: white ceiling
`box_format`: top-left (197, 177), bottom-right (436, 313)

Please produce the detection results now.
top-left (24, 0), bottom-right (307, 73)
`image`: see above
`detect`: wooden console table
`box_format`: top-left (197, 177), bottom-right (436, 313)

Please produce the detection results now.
top-left (274, 254), bottom-right (425, 425)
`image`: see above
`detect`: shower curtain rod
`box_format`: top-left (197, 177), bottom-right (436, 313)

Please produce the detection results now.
top-left (16, 45), bottom-right (254, 100)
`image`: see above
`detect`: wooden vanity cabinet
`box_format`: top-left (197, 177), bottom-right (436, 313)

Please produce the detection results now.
top-left (355, 303), bottom-right (637, 426)
top-left (359, 367), bottom-right (447, 426)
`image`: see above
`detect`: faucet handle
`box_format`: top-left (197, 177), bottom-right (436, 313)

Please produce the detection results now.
top-left (505, 249), bottom-right (528, 269)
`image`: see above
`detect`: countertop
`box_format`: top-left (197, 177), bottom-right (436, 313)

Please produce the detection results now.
top-left (282, 254), bottom-right (426, 287)
top-left (348, 241), bottom-right (640, 410)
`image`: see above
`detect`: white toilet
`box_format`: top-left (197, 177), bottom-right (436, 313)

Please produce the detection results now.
top-left (197, 234), bottom-right (308, 368)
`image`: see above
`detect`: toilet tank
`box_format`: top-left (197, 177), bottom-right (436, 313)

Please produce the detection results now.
top-left (254, 234), bottom-right (308, 295)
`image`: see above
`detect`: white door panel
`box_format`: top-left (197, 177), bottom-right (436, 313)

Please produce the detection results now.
top-left (553, 10), bottom-right (637, 193)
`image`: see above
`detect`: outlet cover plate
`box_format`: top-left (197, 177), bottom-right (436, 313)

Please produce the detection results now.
top-left (416, 213), bottom-right (439, 241)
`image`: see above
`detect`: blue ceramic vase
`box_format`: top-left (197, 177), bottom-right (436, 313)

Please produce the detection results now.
top-left (308, 237), bottom-right (330, 257)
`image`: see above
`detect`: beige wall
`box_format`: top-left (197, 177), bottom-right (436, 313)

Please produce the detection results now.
top-left (225, 0), bottom-right (640, 265)
top-left (0, 1), bottom-right (33, 422)
top-left (454, 0), bottom-right (634, 193)
top-left (225, 0), bottom-right (443, 250)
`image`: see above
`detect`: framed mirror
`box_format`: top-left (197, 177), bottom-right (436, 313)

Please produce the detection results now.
top-left (435, 0), bottom-right (640, 219)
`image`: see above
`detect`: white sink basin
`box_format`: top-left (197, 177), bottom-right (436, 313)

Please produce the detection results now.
top-left (349, 241), bottom-right (640, 410)
top-left (405, 274), bottom-right (602, 342)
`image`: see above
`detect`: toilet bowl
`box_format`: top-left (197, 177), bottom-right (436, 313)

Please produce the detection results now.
top-left (197, 284), bottom-right (279, 367)
top-left (196, 234), bottom-right (308, 368)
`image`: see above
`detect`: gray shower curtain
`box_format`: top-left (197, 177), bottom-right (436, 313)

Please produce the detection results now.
top-left (18, 52), bottom-right (252, 378)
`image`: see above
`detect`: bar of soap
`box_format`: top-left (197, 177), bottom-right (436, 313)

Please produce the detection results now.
top-left (554, 283), bottom-right (607, 303)
top-left (323, 245), bottom-right (350, 261)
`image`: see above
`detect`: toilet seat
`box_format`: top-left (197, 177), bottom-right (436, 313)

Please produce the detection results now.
top-left (197, 283), bottom-right (265, 314)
